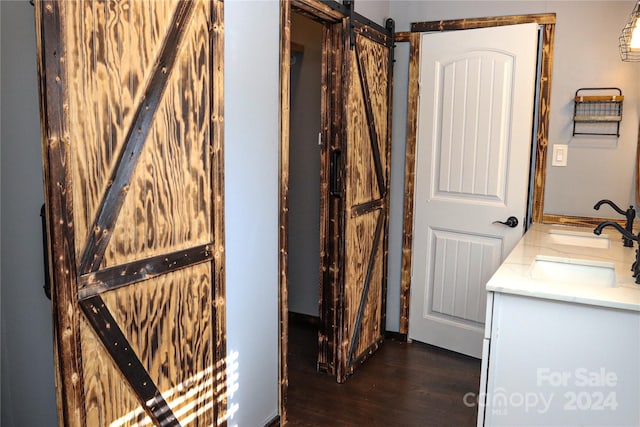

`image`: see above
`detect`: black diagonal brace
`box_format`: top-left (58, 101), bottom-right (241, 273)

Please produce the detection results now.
top-left (80, 295), bottom-right (181, 427)
top-left (346, 210), bottom-right (384, 367)
top-left (354, 41), bottom-right (385, 197)
top-left (77, 244), bottom-right (213, 300)
top-left (79, 0), bottom-right (196, 274)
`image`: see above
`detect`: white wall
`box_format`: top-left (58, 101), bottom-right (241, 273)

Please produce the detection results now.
top-left (224, 1), bottom-right (280, 425)
top-left (385, 0), bottom-right (640, 332)
top-left (1, 2), bottom-right (58, 426)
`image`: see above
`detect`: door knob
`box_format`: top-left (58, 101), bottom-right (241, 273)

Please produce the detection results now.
top-left (493, 216), bottom-right (519, 228)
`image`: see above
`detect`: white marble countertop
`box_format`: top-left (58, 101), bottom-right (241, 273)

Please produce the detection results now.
top-left (486, 223), bottom-right (640, 311)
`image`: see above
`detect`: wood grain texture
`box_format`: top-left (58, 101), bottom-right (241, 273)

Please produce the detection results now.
top-left (574, 95), bottom-right (624, 102)
top-left (394, 31), bottom-right (411, 42)
top-left (318, 21), bottom-right (344, 376)
top-left (80, 295), bottom-right (179, 426)
top-left (344, 30), bottom-right (390, 205)
top-left (411, 13), bottom-right (556, 32)
top-left (338, 24), bottom-right (391, 382)
top-left (279, 0), bottom-right (291, 423)
top-left (291, 0), bottom-right (343, 23)
top-left (541, 214), bottom-right (625, 228)
top-left (66, 0), bottom-right (178, 266)
top-left (37, 1), bottom-right (226, 425)
top-left (399, 32), bottom-right (420, 335)
top-left (78, 0), bottom-right (197, 274)
top-left (355, 32), bottom-right (389, 197)
top-left (35, 2), bottom-right (86, 424)
top-left (209, 1), bottom-right (227, 423)
top-left (105, 0), bottom-right (211, 268)
top-left (345, 43), bottom-right (378, 206)
top-left (81, 265), bottom-right (214, 426)
top-left (532, 23), bottom-right (555, 224)
top-left (79, 314), bottom-right (143, 427)
top-left (346, 211), bottom-right (384, 365)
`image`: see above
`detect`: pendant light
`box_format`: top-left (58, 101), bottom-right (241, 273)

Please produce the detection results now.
top-left (620, 1), bottom-right (640, 61)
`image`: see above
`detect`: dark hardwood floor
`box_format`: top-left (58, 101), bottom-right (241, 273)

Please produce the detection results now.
top-left (285, 318), bottom-right (481, 426)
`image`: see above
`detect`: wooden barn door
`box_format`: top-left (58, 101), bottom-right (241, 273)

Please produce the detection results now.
top-left (319, 16), bottom-right (394, 383)
top-left (35, 1), bottom-right (225, 426)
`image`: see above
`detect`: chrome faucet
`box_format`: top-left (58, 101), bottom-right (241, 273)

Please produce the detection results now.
top-left (593, 199), bottom-right (636, 247)
top-left (594, 221), bottom-right (640, 284)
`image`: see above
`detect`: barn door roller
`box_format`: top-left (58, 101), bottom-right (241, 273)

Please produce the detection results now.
top-left (386, 18), bottom-right (395, 63)
top-left (343, 0), bottom-right (355, 49)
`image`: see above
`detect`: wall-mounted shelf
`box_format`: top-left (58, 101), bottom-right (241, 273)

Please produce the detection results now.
top-left (573, 87), bottom-right (623, 137)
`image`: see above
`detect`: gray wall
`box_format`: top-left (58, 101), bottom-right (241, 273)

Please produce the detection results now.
top-left (542, 2), bottom-right (640, 216)
top-left (356, 0), bottom-right (391, 26)
top-left (287, 14), bottom-right (323, 317)
top-left (1, 2), bottom-right (58, 426)
top-left (384, 0), bottom-right (640, 332)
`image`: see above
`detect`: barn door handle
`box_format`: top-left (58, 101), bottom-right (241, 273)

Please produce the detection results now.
top-left (40, 204), bottom-right (51, 300)
top-left (493, 216), bottom-right (519, 228)
top-left (330, 149), bottom-right (341, 197)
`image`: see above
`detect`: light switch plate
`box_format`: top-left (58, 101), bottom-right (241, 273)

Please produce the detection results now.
top-left (552, 144), bottom-right (568, 167)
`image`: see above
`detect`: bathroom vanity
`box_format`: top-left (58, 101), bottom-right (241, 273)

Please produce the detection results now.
top-left (478, 223), bottom-right (640, 426)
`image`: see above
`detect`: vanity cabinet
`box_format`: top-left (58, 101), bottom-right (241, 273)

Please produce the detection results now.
top-left (478, 291), bottom-right (639, 426)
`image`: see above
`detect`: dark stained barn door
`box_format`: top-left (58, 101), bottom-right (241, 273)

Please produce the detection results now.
top-left (319, 15), bottom-right (394, 383)
top-left (35, 1), bottom-right (225, 425)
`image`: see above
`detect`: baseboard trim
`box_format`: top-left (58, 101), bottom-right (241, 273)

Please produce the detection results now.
top-left (288, 311), bottom-right (320, 327)
top-left (385, 331), bottom-right (408, 341)
top-left (264, 414), bottom-right (280, 427)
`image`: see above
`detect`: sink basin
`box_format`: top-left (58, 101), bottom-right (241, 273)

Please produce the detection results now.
top-left (530, 255), bottom-right (617, 287)
top-left (547, 229), bottom-right (610, 249)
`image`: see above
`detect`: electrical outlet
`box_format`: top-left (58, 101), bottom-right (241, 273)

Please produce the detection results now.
top-left (552, 144), bottom-right (568, 167)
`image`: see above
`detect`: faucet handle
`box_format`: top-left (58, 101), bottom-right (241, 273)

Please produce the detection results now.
top-left (626, 205), bottom-right (636, 222)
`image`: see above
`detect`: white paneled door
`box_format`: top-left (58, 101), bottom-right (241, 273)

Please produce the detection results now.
top-left (409, 23), bottom-right (539, 358)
